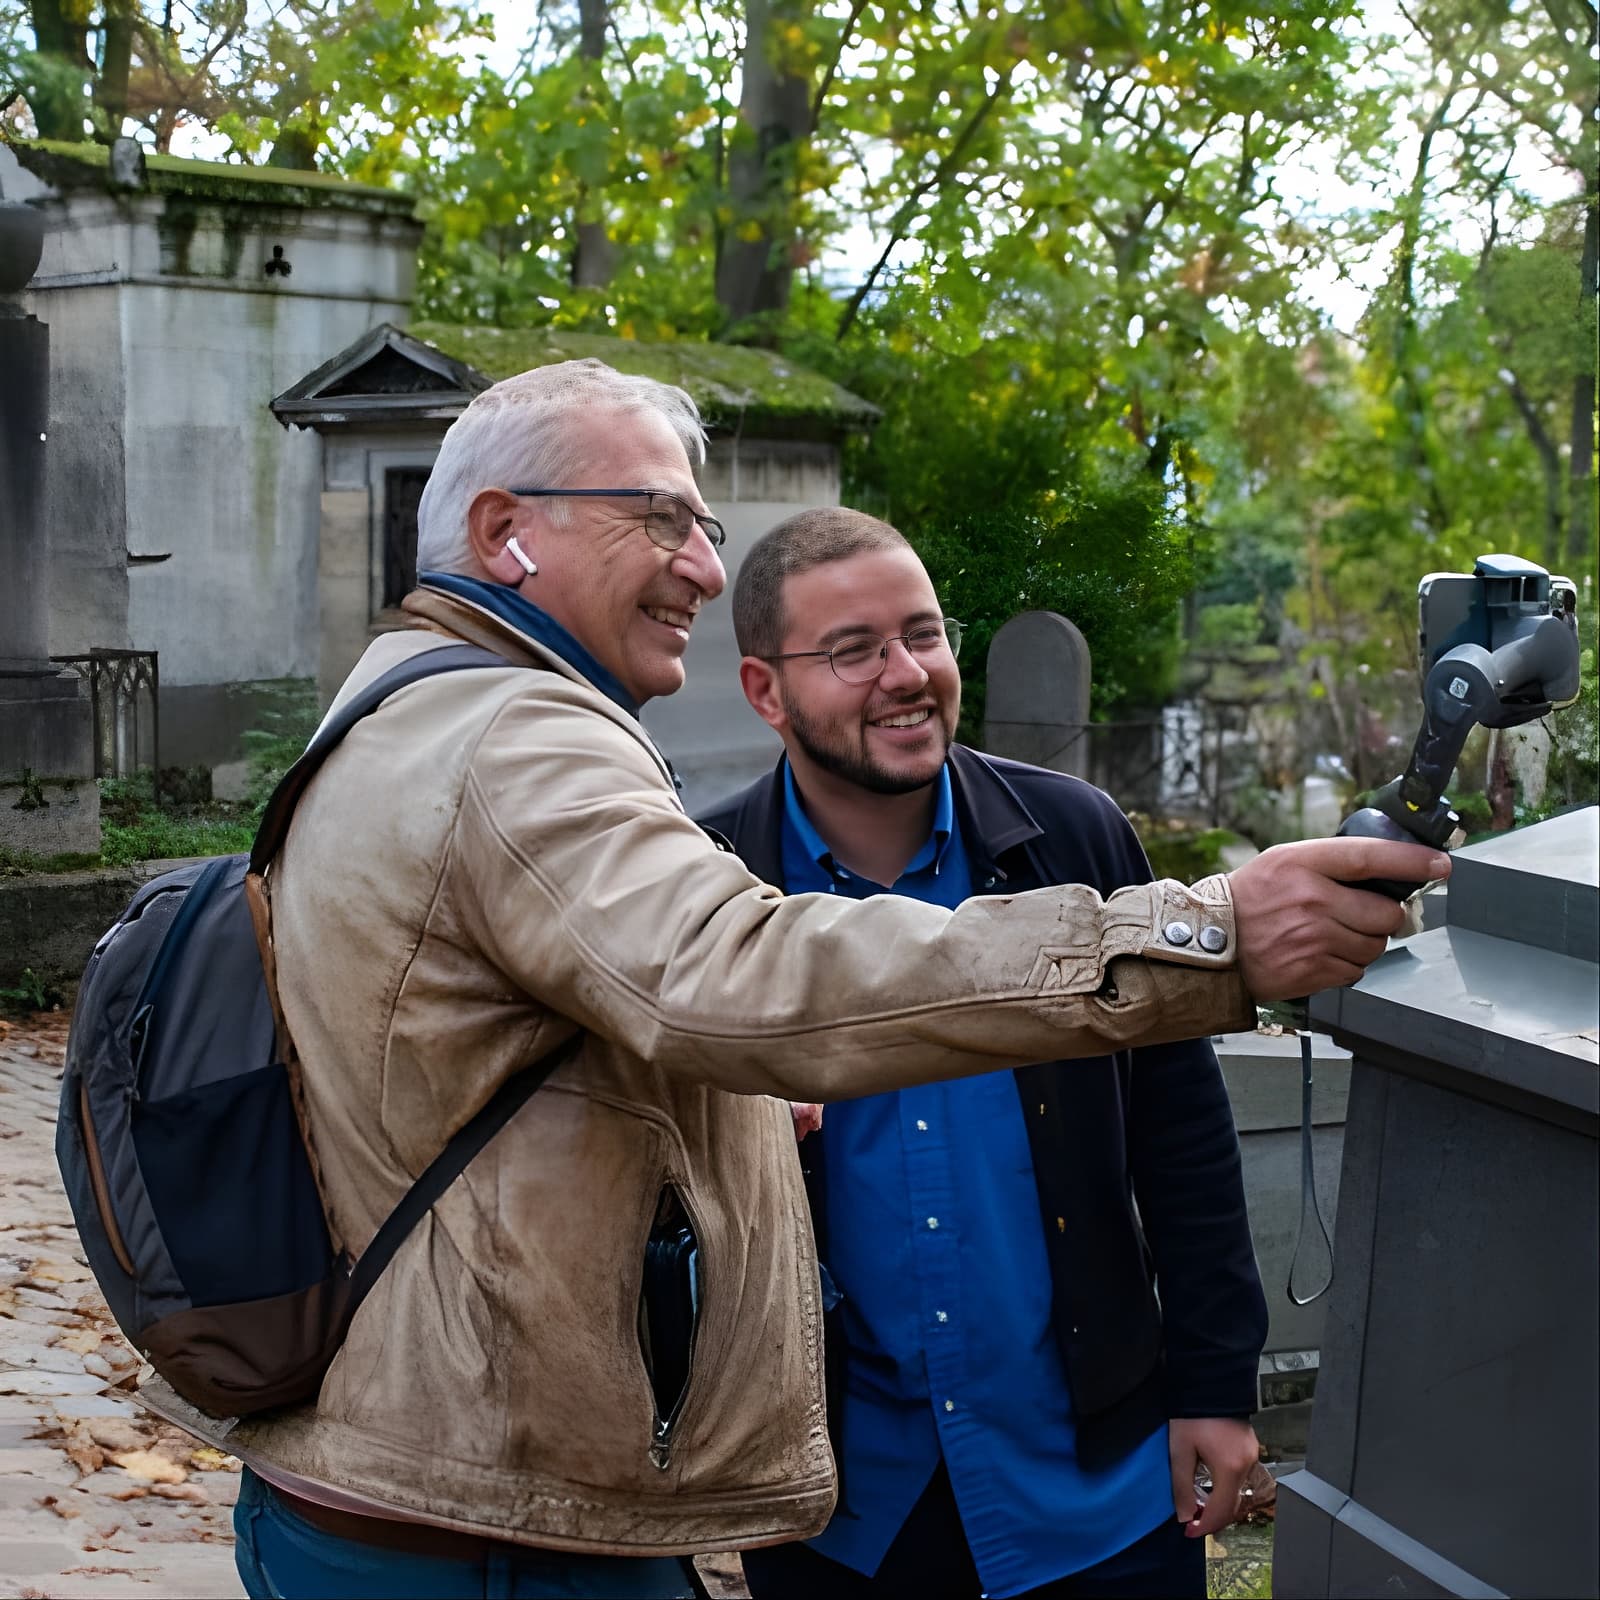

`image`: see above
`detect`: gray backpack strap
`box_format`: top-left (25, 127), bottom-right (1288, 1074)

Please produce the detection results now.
top-left (250, 645), bottom-right (506, 874)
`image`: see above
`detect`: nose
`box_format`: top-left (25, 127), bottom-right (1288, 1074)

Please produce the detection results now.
top-left (877, 635), bottom-right (929, 693)
top-left (673, 523), bottom-right (726, 600)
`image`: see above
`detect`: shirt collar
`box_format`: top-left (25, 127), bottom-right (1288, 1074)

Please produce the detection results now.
top-left (418, 571), bottom-right (639, 718)
top-left (781, 758), bottom-right (957, 884)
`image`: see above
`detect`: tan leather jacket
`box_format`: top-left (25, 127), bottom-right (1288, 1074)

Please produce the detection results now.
top-left (206, 587), bottom-right (1252, 1556)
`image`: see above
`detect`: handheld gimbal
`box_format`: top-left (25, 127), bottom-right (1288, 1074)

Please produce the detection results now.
top-left (1337, 555), bottom-right (1582, 898)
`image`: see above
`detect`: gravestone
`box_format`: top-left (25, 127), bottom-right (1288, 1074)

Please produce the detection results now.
top-left (1275, 806), bottom-right (1599, 1599)
top-left (0, 196), bottom-right (96, 856)
top-left (981, 611), bottom-right (1091, 778)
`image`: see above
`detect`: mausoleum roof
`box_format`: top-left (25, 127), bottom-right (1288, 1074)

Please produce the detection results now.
top-left (407, 322), bottom-right (880, 433)
top-left (273, 321), bottom-right (879, 439)
top-left (4, 138), bottom-right (415, 216)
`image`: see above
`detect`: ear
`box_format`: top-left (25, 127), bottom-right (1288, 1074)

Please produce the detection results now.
top-left (466, 489), bottom-right (533, 585)
top-left (739, 656), bottom-right (788, 733)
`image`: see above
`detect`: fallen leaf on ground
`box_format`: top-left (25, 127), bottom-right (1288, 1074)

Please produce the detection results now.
top-left (54, 1327), bottom-right (106, 1355)
top-left (190, 1446), bottom-right (241, 1472)
top-left (37, 1494), bottom-right (81, 1519)
top-left (107, 1448), bottom-right (187, 1484)
top-left (151, 1482), bottom-right (209, 1503)
top-left (86, 1416), bottom-right (150, 1453)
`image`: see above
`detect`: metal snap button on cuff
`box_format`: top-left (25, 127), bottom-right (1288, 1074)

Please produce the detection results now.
top-left (1198, 925), bottom-right (1228, 953)
top-left (1163, 920), bottom-right (1195, 947)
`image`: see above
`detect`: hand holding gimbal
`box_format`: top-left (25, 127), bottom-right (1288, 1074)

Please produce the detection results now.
top-left (1338, 555), bottom-right (1581, 899)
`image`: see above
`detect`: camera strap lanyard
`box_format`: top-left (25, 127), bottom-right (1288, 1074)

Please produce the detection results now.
top-left (1287, 1028), bottom-right (1335, 1307)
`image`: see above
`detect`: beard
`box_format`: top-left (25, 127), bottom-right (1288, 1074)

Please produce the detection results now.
top-left (784, 692), bottom-right (954, 796)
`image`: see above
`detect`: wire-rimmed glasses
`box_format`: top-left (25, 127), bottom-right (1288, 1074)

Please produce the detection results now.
top-left (763, 618), bottom-right (964, 684)
top-left (507, 488), bottom-right (727, 550)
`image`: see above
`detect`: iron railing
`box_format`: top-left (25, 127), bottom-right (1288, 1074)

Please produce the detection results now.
top-left (50, 649), bottom-right (159, 790)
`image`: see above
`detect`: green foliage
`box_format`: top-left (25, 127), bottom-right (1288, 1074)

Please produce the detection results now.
top-left (236, 678), bottom-right (322, 815)
top-left (0, 965), bottom-right (63, 1016)
top-left (912, 480), bottom-right (1197, 732)
top-left (1127, 818), bottom-right (1236, 885)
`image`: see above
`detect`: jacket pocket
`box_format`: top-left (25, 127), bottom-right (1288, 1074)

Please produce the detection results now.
top-left (637, 1183), bottom-right (702, 1471)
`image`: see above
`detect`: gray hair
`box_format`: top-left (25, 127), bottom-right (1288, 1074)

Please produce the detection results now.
top-left (415, 359), bottom-right (708, 575)
top-left (733, 507), bottom-right (910, 658)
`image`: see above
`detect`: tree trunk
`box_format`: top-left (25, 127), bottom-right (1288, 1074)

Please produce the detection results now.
top-left (28, 0), bottom-right (93, 141)
top-left (714, 0), bottom-right (812, 337)
top-left (571, 0), bottom-right (616, 291)
top-left (1566, 185), bottom-right (1597, 570)
top-left (92, 0), bottom-right (137, 141)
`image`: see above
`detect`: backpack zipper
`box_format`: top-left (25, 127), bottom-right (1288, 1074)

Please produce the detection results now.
top-left (78, 1083), bottom-right (135, 1277)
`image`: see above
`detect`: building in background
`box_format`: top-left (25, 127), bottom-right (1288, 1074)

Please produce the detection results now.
top-left (2, 138), bottom-right (876, 804)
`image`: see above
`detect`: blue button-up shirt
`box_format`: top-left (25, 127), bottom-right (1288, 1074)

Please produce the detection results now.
top-left (781, 765), bottom-right (1173, 1596)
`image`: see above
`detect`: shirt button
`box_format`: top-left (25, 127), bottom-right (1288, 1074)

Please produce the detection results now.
top-left (916, 1119), bottom-right (929, 1131)
top-left (944, 1399), bottom-right (955, 1413)
top-left (935, 1310), bottom-right (949, 1323)
top-left (926, 1217), bottom-right (940, 1230)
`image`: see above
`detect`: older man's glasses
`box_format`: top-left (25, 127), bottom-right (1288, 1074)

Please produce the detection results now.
top-left (508, 488), bottom-right (726, 550)
top-left (765, 618), bottom-right (964, 684)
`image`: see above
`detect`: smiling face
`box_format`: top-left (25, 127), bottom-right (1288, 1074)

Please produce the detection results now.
top-left (474, 404), bottom-right (726, 705)
top-left (744, 546), bottom-right (961, 796)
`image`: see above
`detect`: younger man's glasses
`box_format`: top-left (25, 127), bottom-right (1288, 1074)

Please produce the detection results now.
top-left (764, 618), bottom-right (964, 684)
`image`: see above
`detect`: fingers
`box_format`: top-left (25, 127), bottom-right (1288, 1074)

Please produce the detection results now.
top-left (1186, 1459), bottom-right (1248, 1540)
top-left (1168, 1436), bottom-right (1199, 1527)
top-left (1281, 837), bottom-right (1451, 886)
top-left (788, 1102), bottom-right (823, 1140)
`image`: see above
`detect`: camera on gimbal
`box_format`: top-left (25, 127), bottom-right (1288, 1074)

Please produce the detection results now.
top-left (1338, 554), bottom-right (1582, 896)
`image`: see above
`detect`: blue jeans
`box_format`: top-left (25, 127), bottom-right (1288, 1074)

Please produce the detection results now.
top-left (233, 1467), bottom-right (699, 1599)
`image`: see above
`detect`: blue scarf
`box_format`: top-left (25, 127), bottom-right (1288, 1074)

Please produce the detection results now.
top-left (419, 571), bottom-right (638, 718)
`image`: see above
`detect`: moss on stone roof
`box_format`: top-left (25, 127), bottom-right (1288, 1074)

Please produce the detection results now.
top-left (406, 321), bottom-right (878, 430)
top-left (8, 139), bottom-right (415, 217)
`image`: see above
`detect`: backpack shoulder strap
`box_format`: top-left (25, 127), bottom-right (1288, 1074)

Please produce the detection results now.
top-left (250, 644), bottom-right (508, 874)
top-left (337, 1028), bottom-right (583, 1340)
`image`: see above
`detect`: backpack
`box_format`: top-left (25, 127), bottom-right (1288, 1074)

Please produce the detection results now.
top-left (56, 643), bottom-right (581, 1420)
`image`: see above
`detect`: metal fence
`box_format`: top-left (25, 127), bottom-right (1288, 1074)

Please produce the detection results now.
top-left (50, 649), bottom-right (160, 786)
top-left (1073, 702), bottom-right (1264, 827)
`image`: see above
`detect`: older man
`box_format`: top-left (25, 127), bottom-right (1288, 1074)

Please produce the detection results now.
top-left (703, 509), bottom-right (1274, 1600)
top-left (199, 360), bottom-right (1441, 1600)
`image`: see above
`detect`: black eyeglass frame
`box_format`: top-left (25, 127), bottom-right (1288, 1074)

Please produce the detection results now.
top-left (762, 618), bottom-right (965, 684)
top-left (506, 488), bottom-right (727, 550)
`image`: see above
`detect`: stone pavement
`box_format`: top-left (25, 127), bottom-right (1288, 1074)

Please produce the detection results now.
top-left (0, 1010), bottom-right (243, 1600)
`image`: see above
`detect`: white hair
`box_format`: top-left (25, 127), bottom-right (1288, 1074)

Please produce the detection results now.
top-left (415, 359), bottom-right (708, 576)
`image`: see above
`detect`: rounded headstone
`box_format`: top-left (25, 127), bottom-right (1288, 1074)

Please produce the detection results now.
top-left (0, 200), bottom-right (44, 294)
top-left (982, 610), bottom-right (1093, 776)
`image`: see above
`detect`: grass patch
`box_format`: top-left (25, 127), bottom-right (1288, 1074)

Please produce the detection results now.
top-left (0, 846), bottom-right (104, 877)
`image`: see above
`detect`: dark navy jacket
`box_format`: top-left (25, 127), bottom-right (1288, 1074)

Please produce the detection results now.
top-left (697, 744), bottom-right (1268, 1468)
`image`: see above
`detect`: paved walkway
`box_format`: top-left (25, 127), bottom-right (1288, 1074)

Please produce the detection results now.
top-left (0, 1010), bottom-right (243, 1599)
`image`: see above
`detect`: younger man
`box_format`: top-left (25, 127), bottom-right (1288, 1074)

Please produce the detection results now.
top-left (702, 509), bottom-right (1267, 1600)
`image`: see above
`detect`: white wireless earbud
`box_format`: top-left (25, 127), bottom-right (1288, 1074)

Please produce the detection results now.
top-left (506, 537), bottom-right (538, 577)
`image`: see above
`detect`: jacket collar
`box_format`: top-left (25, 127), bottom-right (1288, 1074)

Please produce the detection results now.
top-left (945, 745), bottom-right (1045, 882)
top-left (410, 573), bottom-right (639, 718)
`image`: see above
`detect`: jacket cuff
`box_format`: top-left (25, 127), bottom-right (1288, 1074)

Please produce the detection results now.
top-left (1100, 875), bottom-right (1239, 971)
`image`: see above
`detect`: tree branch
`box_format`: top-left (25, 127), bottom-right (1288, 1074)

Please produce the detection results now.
top-left (836, 65), bottom-right (1015, 340)
top-left (809, 0), bottom-right (869, 131)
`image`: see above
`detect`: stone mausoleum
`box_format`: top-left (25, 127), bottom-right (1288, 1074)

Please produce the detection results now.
top-left (2, 136), bottom-right (876, 803)
top-left (0, 137), bottom-right (420, 767)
